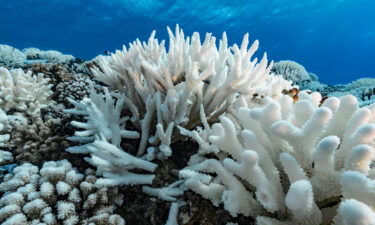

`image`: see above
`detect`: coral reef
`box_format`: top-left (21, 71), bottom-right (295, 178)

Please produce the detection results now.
top-left (0, 26), bottom-right (374, 225)
top-left (273, 61), bottom-right (375, 107)
top-left (0, 45), bottom-right (78, 68)
top-left (325, 78), bottom-right (375, 107)
top-left (23, 47), bottom-right (75, 63)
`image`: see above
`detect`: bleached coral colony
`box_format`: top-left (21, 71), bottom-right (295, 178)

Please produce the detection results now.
top-left (0, 26), bottom-right (374, 225)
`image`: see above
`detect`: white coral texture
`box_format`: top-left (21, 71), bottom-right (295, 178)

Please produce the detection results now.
top-left (0, 160), bottom-right (125, 225)
top-left (179, 91), bottom-right (375, 225)
top-left (0, 45), bottom-right (26, 67)
top-left (73, 25), bottom-right (293, 160)
top-left (93, 26), bottom-right (293, 129)
top-left (23, 47), bottom-right (75, 63)
top-left (66, 84), bottom-right (139, 147)
top-left (271, 60), bottom-right (310, 85)
top-left (0, 109), bottom-right (12, 165)
top-left (0, 67), bottom-right (53, 115)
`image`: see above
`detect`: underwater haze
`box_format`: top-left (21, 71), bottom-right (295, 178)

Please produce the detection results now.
top-left (1, 0), bottom-right (374, 84)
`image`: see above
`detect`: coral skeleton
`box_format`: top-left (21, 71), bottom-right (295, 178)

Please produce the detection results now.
top-left (179, 91), bottom-right (375, 224)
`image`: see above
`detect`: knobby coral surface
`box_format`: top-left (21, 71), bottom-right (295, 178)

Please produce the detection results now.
top-left (0, 160), bottom-right (125, 225)
top-left (271, 60), bottom-right (311, 85)
top-left (3, 114), bottom-right (71, 165)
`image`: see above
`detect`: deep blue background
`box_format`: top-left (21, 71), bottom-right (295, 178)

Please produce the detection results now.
top-left (1, 0), bottom-right (374, 84)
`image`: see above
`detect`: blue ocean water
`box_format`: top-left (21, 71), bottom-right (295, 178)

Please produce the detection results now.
top-left (1, 0), bottom-right (374, 84)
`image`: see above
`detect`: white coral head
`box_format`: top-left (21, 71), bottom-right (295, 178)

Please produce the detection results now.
top-left (337, 199), bottom-right (375, 225)
top-left (345, 144), bottom-right (374, 174)
top-left (57, 201), bottom-right (76, 219)
top-left (285, 180), bottom-right (314, 213)
top-left (242, 150), bottom-right (259, 166)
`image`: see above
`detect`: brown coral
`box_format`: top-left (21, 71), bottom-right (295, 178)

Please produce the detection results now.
top-left (3, 113), bottom-right (74, 166)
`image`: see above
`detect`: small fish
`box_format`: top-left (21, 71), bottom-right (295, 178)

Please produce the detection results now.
top-left (320, 96), bottom-right (329, 106)
top-left (203, 79), bottom-right (210, 84)
top-left (104, 50), bottom-right (110, 55)
top-left (282, 88), bottom-right (300, 103)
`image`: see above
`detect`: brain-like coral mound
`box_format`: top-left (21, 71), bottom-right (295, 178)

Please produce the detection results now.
top-left (0, 160), bottom-right (125, 225)
top-left (271, 60), bottom-right (311, 85)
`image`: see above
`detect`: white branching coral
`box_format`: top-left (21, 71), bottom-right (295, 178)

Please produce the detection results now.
top-left (179, 92), bottom-right (375, 224)
top-left (66, 85), bottom-right (158, 186)
top-left (0, 160), bottom-right (125, 225)
top-left (0, 67), bottom-right (53, 115)
top-left (66, 84), bottom-right (139, 147)
top-left (66, 26), bottom-right (294, 190)
top-left (165, 202), bottom-right (185, 225)
top-left (0, 44), bottom-right (26, 67)
top-left (89, 25), bottom-right (294, 157)
top-left (68, 137), bottom-right (158, 186)
top-left (333, 199), bottom-right (375, 225)
top-left (142, 180), bottom-right (187, 201)
top-left (23, 47), bottom-right (75, 63)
